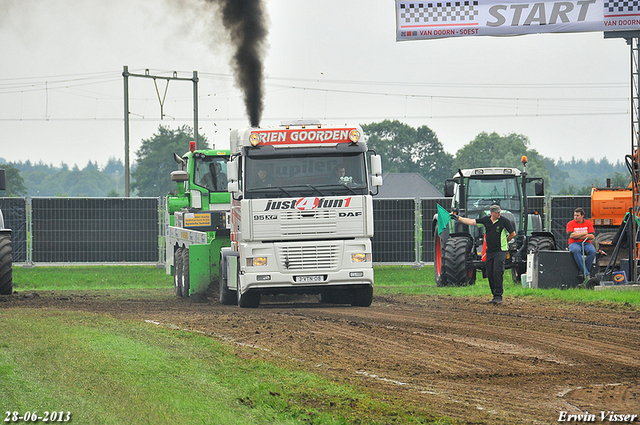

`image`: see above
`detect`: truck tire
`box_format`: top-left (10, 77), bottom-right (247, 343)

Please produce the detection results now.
top-left (237, 288), bottom-right (260, 308)
top-left (218, 252), bottom-right (236, 305)
top-left (174, 247), bottom-right (183, 297)
top-left (434, 233), bottom-right (446, 287)
top-left (0, 234), bottom-right (13, 296)
top-left (351, 285), bottom-right (373, 307)
top-left (181, 248), bottom-right (190, 298)
top-left (237, 259), bottom-right (260, 308)
top-left (442, 236), bottom-right (475, 286)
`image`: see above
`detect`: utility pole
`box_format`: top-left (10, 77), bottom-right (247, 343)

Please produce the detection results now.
top-left (122, 66), bottom-right (200, 197)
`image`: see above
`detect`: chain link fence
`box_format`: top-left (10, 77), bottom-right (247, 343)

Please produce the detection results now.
top-left (0, 195), bottom-right (588, 266)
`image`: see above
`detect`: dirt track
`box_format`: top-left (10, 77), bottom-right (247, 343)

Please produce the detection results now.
top-left (3, 290), bottom-right (640, 424)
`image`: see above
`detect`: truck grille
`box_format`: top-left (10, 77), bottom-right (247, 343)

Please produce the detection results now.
top-left (278, 210), bottom-right (337, 236)
top-left (277, 244), bottom-right (340, 270)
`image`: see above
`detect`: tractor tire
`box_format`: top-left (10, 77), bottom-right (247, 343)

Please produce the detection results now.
top-left (527, 235), bottom-right (555, 252)
top-left (173, 247), bottom-right (183, 297)
top-left (181, 248), bottom-right (190, 298)
top-left (594, 232), bottom-right (616, 251)
top-left (0, 234), bottom-right (13, 296)
top-left (218, 253), bottom-right (236, 305)
top-left (434, 233), bottom-right (446, 287)
top-left (442, 236), bottom-right (475, 286)
top-left (351, 285), bottom-right (373, 307)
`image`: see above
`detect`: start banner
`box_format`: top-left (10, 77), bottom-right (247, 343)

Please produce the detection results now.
top-left (396, 0), bottom-right (640, 40)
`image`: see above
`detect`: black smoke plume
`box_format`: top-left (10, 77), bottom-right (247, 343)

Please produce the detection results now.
top-left (209, 0), bottom-right (268, 127)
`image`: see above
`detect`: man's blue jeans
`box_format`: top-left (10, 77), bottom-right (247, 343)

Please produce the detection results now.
top-left (568, 241), bottom-right (596, 276)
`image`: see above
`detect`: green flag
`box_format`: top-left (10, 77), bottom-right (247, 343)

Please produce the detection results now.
top-left (437, 204), bottom-right (451, 236)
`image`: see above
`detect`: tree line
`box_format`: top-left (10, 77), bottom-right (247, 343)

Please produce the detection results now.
top-left (0, 121), bottom-right (629, 197)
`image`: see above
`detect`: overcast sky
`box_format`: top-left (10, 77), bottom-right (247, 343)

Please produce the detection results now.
top-left (0, 0), bottom-right (633, 169)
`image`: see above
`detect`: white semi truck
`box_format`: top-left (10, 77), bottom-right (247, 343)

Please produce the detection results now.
top-left (219, 121), bottom-right (382, 308)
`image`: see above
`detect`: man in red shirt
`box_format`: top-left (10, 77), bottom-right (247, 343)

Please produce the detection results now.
top-left (566, 207), bottom-right (596, 279)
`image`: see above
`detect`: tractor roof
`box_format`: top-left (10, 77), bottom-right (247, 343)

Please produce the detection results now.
top-left (454, 167), bottom-right (522, 178)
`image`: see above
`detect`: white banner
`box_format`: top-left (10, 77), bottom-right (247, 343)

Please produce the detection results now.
top-left (396, 0), bottom-right (640, 40)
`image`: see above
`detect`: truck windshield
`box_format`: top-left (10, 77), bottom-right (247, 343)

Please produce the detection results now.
top-left (244, 152), bottom-right (368, 198)
top-left (194, 156), bottom-right (229, 192)
top-left (466, 176), bottom-right (521, 214)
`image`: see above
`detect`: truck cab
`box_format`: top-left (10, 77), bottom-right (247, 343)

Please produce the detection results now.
top-left (220, 121), bottom-right (382, 307)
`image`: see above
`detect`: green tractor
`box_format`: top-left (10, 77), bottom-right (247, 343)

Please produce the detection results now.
top-left (433, 157), bottom-right (555, 286)
top-left (166, 145), bottom-right (231, 300)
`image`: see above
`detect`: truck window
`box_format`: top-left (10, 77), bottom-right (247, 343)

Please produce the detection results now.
top-left (244, 153), bottom-right (368, 198)
top-left (194, 157), bottom-right (229, 192)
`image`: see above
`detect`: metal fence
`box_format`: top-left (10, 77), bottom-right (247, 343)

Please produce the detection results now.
top-left (0, 197), bottom-right (162, 264)
top-left (0, 195), bottom-right (587, 266)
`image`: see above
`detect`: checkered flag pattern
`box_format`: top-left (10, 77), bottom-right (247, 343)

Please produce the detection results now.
top-left (399, 1), bottom-right (479, 23)
top-left (604, 0), bottom-right (640, 13)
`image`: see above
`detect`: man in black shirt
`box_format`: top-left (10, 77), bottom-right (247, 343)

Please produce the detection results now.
top-left (453, 204), bottom-right (516, 304)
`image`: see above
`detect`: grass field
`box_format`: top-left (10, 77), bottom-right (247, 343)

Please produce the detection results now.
top-left (3, 265), bottom-right (639, 424)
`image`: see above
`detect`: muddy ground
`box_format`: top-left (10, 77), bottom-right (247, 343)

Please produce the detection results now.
top-left (3, 290), bottom-right (640, 424)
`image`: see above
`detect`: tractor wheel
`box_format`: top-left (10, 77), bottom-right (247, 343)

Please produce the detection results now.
top-left (527, 235), bottom-right (555, 252)
top-left (594, 232), bottom-right (616, 251)
top-left (434, 233), bottom-right (447, 287)
top-left (351, 285), bottom-right (373, 307)
top-left (442, 236), bottom-right (475, 286)
top-left (0, 234), bottom-right (13, 296)
top-left (218, 253), bottom-right (236, 305)
top-left (173, 247), bottom-right (183, 297)
top-left (181, 248), bottom-right (190, 298)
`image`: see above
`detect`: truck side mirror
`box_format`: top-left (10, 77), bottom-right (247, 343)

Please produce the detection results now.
top-left (0, 169), bottom-right (5, 191)
top-left (444, 180), bottom-right (455, 197)
top-left (170, 170), bottom-right (189, 183)
top-left (370, 154), bottom-right (382, 177)
top-left (227, 161), bottom-right (238, 182)
top-left (535, 181), bottom-right (544, 196)
top-left (227, 181), bottom-right (239, 193)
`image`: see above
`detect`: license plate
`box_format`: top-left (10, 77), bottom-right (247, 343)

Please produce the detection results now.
top-left (295, 275), bottom-right (324, 283)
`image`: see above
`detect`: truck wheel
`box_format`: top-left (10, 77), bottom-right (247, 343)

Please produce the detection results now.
top-left (218, 253), bottom-right (236, 305)
top-left (0, 234), bottom-right (13, 296)
top-left (442, 236), bottom-right (475, 286)
top-left (181, 248), bottom-right (190, 298)
top-left (237, 288), bottom-right (260, 308)
top-left (434, 233), bottom-right (447, 287)
top-left (174, 247), bottom-right (183, 297)
top-left (237, 260), bottom-right (260, 308)
top-left (351, 285), bottom-right (373, 307)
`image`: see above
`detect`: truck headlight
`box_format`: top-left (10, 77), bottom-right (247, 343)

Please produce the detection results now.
top-left (351, 253), bottom-right (370, 263)
top-left (247, 257), bottom-right (267, 266)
